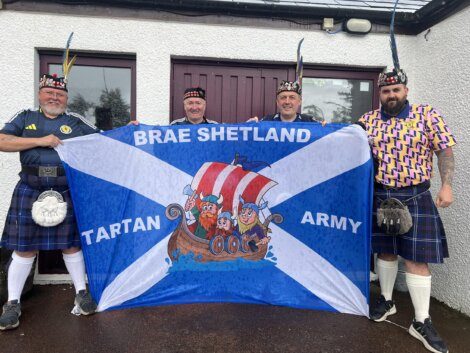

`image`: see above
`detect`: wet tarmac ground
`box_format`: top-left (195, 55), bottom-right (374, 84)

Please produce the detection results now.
top-left (0, 283), bottom-right (468, 353)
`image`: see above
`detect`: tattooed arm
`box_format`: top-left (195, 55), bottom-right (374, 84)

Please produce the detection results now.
top-left (0, 133), bottom-right (62, 152)
top-left (435, 147), bottom-right (455, 208)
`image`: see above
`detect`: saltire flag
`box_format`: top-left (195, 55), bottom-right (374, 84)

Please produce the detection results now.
top-left (55, 122), bottom-right (373, 316)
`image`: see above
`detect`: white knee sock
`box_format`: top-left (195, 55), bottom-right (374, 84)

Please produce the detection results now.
top-left (63, 251), bottom-right (86, 294)
top-left (406, 272), bottom-right (431, 323)
top-left (7, 253), bottom-right (36, 302)
top-left (377, 258), bottom-right (398, 301)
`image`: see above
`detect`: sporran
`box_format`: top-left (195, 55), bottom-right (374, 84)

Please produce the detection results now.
top-left (31, 190), bottom-right (67, 227)
top-left (377, 197), bottom-right (413, 235)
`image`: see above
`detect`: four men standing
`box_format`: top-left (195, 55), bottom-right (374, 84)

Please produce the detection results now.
top-left (0, 56), bottom-right (458, 353)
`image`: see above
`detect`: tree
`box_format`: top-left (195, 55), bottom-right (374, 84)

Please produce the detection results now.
top-left (96, 88), bottom-right (130, 129)
top-left (68, 94), bottom-right (93, 116)
top-left (303, 104), bottom-right (325, 121)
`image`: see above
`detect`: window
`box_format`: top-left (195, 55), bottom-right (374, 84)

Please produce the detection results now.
top-left (301, 68), bottom-right (380, 123)
top-left (38, 52), bottom-right (136, 274)
top-left (39, 52), bottom-right (136, 130)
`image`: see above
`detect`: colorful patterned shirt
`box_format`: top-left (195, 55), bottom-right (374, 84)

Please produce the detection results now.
top-left (358, 103), bottom-right (456, 188)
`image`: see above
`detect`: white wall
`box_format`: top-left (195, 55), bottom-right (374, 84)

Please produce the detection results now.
top-left (410, 7), bottom-right (470, 315)
top-left (0, 8), bottom-right (468, 313)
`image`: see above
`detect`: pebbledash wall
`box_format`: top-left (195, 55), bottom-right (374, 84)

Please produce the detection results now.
top-left (0, 8), bottom-right (469, 314)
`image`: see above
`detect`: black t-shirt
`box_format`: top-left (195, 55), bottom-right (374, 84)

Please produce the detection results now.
top-left (170, 117), bottom-right (218, 125)
top-left (261, 113), bottom-right (319, 123)
top-left (1, 108), bottom-right (99, 166)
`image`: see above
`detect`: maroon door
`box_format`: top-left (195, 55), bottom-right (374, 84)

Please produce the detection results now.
top-left (171, 61), bottom-right (294, 123)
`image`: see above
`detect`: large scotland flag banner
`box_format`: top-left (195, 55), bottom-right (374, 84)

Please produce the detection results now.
top-left (56, 122), bottom-right (373, 316)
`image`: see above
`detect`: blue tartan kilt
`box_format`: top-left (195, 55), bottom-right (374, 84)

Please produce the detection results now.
top-left (0, 173), bottom-right (81, 252)
top-left (372, 182), bottom-right (449, 264)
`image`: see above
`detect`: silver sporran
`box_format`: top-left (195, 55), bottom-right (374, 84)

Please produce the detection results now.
top-left (31, 190), bottom-right (67, 227)
top-left (377, 197), bottom-right (413, 235)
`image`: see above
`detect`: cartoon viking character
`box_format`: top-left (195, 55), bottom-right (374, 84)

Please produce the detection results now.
top-left (184, 185), bottom-right (223, 240)
top-left (215, 210), bottom-right (239, 238)
top-left (237, 196), bottom-right (271, 251)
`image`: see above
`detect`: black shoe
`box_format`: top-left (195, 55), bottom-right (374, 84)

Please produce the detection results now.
top-left (409, 317), bottom-right (448, 353)
top-left (369, 295), bottom-right (396, 322)
top-left (74, 290), bottom-right (97, 316)
top-left (0, 300), bottom-right (21, 331)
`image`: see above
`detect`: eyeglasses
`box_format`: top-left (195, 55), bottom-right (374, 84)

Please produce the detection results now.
top-left (41, 90), bottom-right (67, 99)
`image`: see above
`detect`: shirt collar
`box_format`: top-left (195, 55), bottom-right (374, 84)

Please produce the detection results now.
top-left (275, 113), bottom-right (302, 122)
top-left (185, 116), bottom-right (208, 124)
top-left (380, 101), bottom-right (410, 120)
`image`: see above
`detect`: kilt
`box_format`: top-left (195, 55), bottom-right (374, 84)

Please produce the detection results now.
top-left (372, 181), bottom-right (449, 263)
top-left (0, 173), bottom-right (80, 251)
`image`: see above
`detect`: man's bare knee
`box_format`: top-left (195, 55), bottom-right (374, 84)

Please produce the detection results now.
top-left (14, 250), bottom-right (37, 258)
top-left (404, 260), bottom-right (430, 276)
top-left (62, 247), bottom-right (81, 255)
top-left (378, 253), bottom-right (398, 262)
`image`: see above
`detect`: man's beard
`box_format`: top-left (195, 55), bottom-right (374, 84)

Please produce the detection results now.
top-left (41, 103), bottom-right (66, 117)
top-left (199, 212), bottom-right (217, 231)
top-left (382, 97), bottom-right (407, 116)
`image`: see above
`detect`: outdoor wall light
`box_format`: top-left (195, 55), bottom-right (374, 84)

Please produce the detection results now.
top-left (343, 19), bottom-right (372, 34)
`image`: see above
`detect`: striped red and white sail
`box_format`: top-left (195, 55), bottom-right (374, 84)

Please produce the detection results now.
top-left (191, 162), bottom-right (277, 214)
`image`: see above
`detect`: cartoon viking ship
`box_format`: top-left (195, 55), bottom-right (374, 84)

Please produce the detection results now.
top-left (166, 160), bottom-right (283, 262)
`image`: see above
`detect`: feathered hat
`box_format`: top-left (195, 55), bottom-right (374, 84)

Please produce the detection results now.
top-left (378, 0), bottom-right (408, 87)
top-left (277, 38), bottom-right (304, 95)
top-left (39, 32), bottom-right (77, 92)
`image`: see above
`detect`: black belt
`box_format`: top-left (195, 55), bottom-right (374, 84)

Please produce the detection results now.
top-left (21, 165), bottom-right (66, 177)
top-left (375, 180), bottom-right (430, 192)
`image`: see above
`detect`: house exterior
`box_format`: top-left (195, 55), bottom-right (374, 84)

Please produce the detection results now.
top-left (0, 0), bottom-right (469, 315)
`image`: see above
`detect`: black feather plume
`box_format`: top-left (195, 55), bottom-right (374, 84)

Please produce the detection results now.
top-left (390, 0), bottom-right (400, 71)
top-left (296, 38), bottom-right (304, 84)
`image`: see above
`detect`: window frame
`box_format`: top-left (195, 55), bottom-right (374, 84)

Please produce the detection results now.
top-left (298, 67), bottom-right (381, 115)
top-left (39, 51), bottom-right (137, 120)
top-left (37, 51), bottom-right (136, 274)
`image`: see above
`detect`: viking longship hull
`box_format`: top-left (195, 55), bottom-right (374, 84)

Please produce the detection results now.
top-left (166, 204), bottom-right (268, 263)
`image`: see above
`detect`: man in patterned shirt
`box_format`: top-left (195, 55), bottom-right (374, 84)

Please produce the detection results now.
top-left (359, 69), bottom-right (455, 353)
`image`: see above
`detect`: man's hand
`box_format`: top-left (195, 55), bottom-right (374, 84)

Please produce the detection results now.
top-left (435, 147), bottom-right (455, 208)
top-left (127, 120), bottom-right (140, 126)
top-left (436, 184), bottom-right (453, 208)
top-left (247, 116), bottom-right (259, 123)
top-left (37, 134), bottom-right (62, 148)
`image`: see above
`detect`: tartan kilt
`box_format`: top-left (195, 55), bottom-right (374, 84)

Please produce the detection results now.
top-left (0, 173), bottom-right (80, 251)
top-left (372, 181), bottom-right (449, 264)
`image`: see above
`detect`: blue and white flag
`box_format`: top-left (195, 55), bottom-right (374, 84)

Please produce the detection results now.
top-left (56, 122), bottom-right (373, 316)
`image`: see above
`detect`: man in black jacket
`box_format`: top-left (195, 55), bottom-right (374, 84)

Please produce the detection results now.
top-left (249, 81), bottom-right (324, 123)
